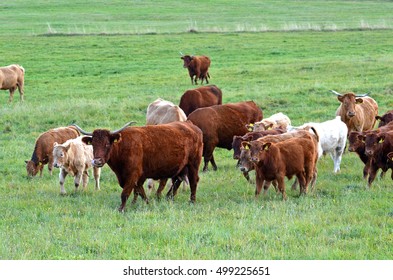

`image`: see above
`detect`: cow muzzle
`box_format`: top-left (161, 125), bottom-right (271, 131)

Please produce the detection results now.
top-left (92, 158), bottom-right (104, 167)
top-left (348, 111), bottom-right (355, 118)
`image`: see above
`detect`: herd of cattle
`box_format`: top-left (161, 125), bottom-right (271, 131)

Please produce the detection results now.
top-left (2, 59), bottom-right (393, 212)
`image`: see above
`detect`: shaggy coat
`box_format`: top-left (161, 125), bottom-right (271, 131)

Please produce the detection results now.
top-left (0, 64), bottom-right (25, 102)
top-left (53, 136), bottom-right (101, 194)
top-left (80, 121), bottom-right (203, 212)
top-left (179, 85), bottom-right (222, 116)
top-left (25, 126), bottom-right (80, 177)
top-left (188, 101), bottom-right (263, 171)
top-left (181, 55), bottom-right (211, 84)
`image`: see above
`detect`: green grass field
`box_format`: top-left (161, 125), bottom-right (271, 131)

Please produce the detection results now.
top-left (1, 1), bottom-right (393, 260)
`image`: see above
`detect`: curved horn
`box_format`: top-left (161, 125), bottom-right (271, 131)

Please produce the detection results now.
top-left (179, 51), bottom-right (184, 56)
top-left (355, 92), bottom-right (370, 98)
top-left (330, 90), bottom-right (342, 96)
top-left (71, 124), bottom-right (93, 136)
top-left (111, 121), bottom-right (137, 134)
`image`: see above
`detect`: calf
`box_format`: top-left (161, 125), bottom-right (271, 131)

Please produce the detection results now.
top-left (364, 131), bottom-right (393, 187)
top-left (244, 135), bottom-right (318, 200)
top-left (348, 131), bottom-right (372, 179)
top-left (53, 136), bottom-right (101, 194)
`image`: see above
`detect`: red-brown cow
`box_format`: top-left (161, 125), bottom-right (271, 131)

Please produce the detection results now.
top-left (332, 90), bottom-right (378, 133)
top-left (181, 54), bottom-right (211, 85)
top-left (25, 126), bottom-right (80, 178)
top-left (376, 110), bottom-right (393, 127)
top-left (232, 128), bottom-right (285, 182)
top-left (75, 121), bottom-right (203, 212)
top-left (243, 134), bottom-right (318, 200)
top-left (188, 101), bottom-right (263, 171)
top-left (348, 131), bottom-right (373, 179)
top-left (179, 85), bottom-right (222, 116)
top-left (364, 130), bottom-right (393, 187)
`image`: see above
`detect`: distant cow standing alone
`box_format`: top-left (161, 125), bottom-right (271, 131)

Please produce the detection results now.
top-left (181, 54), bottom-right (211, 85)
top-left (0, 64), bottom-right (25, 102)
top-left (179, 85), bottom-right (222, 116)
top-left (25, 126), bottom-right (80, 178)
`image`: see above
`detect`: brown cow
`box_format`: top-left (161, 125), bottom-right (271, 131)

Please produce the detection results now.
top-left (376, 110), bottom-right (393, 127)
top-left (181, 54), bottom-right (211, 85)
top-left (332, 90), bottom-right (378, 133)
top-left (75, 121), bottom-right (203, 212)
top-left (179, 85), bottom-right (222, 116)
top-left (25, 126), bottom-right (80, 178)
top-left (364, 130), bottom-right (393, 187)
top-left (243, 134), bottom-right (318, 200)
top-left (0, 64), bottom-right (25, 102)
top-left (53, 136), bottom-right (101, 194)
top-left (348, 131), bottom-right (373, 179)
top-left (188, 101), bottom-right (263, 171)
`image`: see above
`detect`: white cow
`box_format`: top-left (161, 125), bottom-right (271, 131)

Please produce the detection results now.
top-left (146, 98), bottom-right (188, 192)
top-left (289, 116), bottom-right (348, 173)
top-left (249, 112), bottom-right (291, 132)
top-left (53, 136), bottom-right (101, 194)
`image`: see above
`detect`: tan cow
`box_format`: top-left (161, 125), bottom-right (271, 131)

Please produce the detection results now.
top-left (146, 98), bottom-right (187, 125)
top-left (332, 90), bottom-right (378, 134)
top-left (53, 136), bottom-right (101, 194)
top-left (0, 64), bottom-right (25, 102)
top-left (249, 112), bottom-right (291, 132)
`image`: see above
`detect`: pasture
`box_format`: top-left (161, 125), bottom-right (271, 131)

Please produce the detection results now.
top-left (1, 0), bottom-right (393, 260)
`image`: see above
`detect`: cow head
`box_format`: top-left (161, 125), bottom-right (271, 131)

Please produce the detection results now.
top-left (376, 111), bottom-right (393, 127)
top-left (181, 55), bottom-right (193, 68)
top-left (238, 142), bottom-right (255, 172)
top-left (243, 140), bottom-right (272, 164)
top-left (25, 160), bottom-right (42, 177)
top-left (331, 90), bottom-right (368, 119)
top-left (348, 131), bottom-right (365, 152)
top-left (364, 131), bottom-right (384, 157)
top-left (52, 142), bottom-right (70, 168)
top-left (72, 122), bottom-right (135, 168)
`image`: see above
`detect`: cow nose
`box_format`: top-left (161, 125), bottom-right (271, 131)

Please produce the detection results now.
top-left (348, 111), bottom-right (355, 117)
top-left (348, 147), bottom-right (354, 152)
top-left (54, 163), bottom-right (59, 168)
top-left (92, 158), bottom-right (104, 167)
top-left (365, 150), bottom-right (373, 156)
top-left (240, 166), bottom-right (247, 172)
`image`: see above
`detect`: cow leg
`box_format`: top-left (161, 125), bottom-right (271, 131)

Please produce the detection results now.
top-left (82, 170), bottom-right (89, 190)
top-left (156, 178), bottom-right (168, 199)
top-left (297, 173), bottom-right (307, 195)
top-left (93, 167), bottom-right (101, 190)
top-left (8, 87), bottom-right (16, 102)
top-left (367, 164), bottom-right (379, 188)
top-left (187, 167), bottom-right (199, 203)
top-left (255, 173), bottom-right (264, 198)
top-left (309, 168), bottom-right (318, 190)
top-left (276, 177), bottom-right (287, 201)
top-left (166, 178), bottom-right (182, 200)
top-left (262, 180), bottom-right (271, 195)
top-left (48, 158), bottom-right (53, 176)
top-left (242, 171), bottom-right (251, 182)
top-left (18, 80), bottom-right (24, 101)
top-left (59, 168), bottom-right (68, 195)
top-left (39, 163), bottom-right (44, 177)
top-left (291, 178), bottom-right (298, 190)
top-left (74, 172), bottom-right (83, 191)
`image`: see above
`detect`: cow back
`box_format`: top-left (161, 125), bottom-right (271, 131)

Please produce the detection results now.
top-left (179, 85), bottom-right (222, 116)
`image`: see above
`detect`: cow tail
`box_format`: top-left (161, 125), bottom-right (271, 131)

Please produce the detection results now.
top-left (309, 126), bottom-right (319, 143)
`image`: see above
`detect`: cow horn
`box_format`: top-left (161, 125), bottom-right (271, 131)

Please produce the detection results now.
top-left (71, 124), bottom-right (93, 136)
top-left (111, 121), bottom-right (136, 134)
top-left (355, 92), bottom-right (370, 97)
top-left (330, 90), bottom-right (342, 96)
top-left (179, 51), bottom-right (184, 56)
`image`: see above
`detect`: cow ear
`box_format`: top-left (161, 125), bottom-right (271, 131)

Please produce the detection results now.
top-left (375, 115), bottom-right (381, 121)
top-left (337, 96), bottom-right (344, 103)
top-left (378, 135), bottom-right (385, 144)
top-left (266, 123), bottom-right (274, 130)
top-left (181, 56), bottom-right (184, 60)
top-left (110, 133), bottom-right (121, 144)
top-left (241, 141), bottom-right (250, 150)
top-left (246, 123), bottom-right (254, 131)
top-left (355, 98), bottom-right (364, 104)
top-left (53, 142), bottom-right (58, 147)
top-left (263, 143), bottom-right (271, 151)
top-left (387, 152), bottom-right (393, 161)
top-left (81, 136), bottom-right (92, 145)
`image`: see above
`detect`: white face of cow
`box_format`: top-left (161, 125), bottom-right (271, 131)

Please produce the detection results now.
top-left (53, 145), bottom-right (68, 168)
